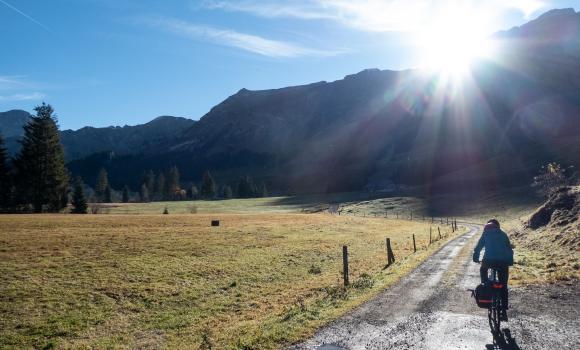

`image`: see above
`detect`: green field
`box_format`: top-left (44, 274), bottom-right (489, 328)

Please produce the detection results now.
top-left (98, 192), bottom-right (400, 215)
top-left (97, 189), bottom-right (536, 220)
top-left (0, 208), bottom-right (461, 349)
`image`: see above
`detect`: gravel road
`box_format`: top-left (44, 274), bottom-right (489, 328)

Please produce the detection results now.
top-left (290, 225), bottom-right (579, 350)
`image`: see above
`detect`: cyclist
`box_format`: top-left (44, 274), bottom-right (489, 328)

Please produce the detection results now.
top-left (473, 219), bottom-right (514, 321)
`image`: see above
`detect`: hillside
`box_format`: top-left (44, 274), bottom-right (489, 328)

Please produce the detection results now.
top-left (0, 110), bottom-right (31, 156)
top-left (68, 9), bottom-right (580, 192)
top-left (59, 116), bottom-right (195, 160)
top-left (509, 186), bottom-right (579, 284)
top-left (0, 110), bottom-right (30, 138)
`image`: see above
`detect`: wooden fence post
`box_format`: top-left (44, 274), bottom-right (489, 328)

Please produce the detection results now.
top-left (410, 211), bottom-right (413, 220)
top-left (438, 226), bottom-right (442, 239)
top-left (396, 212), bottom-right (399, 219)
top-left (386, 238), bottom-right (395, 265)
top-left (385, 210), bottom-right (388, 218)
top-left (412, 234), bottom-right (416, 253)
top-left (429, 227), bottom-right (432, 244)
top-left (342, 245), bottom-right (349, 286)
top-left (431, 216), bottom-right (434, 223)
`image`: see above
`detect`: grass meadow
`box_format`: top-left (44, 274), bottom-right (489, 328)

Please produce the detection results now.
top-left (0, 212), bottom-right (461, 349)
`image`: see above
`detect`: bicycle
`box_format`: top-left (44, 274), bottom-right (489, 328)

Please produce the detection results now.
top-left (469, 262), bottom-right (505, 336)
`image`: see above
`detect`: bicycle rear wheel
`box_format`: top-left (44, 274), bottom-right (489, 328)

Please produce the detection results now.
top-left (488, 292), bottom-right (501, 335)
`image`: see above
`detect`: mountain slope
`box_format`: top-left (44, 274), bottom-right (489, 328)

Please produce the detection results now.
top-left (59, 116), bottom-right (195, 160)
top-left (0, 112), bottom-right (196, 160)
top-left (23, 9), bottom-right (580, 192)
top-left (0, 110), bottom-right (31, 138)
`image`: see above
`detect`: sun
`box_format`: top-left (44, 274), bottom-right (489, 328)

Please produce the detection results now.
top-left (415, 7), bottom-right (496, 77)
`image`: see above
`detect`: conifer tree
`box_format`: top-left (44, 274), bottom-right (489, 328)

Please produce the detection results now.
top-left (222, 185), bottom-right (233, 199)
top-left (237, 176), bottom-right (257, 198)
top-left (122, 185), bottom-right (130, 203)
top-left (141, 170), bottom-right (155, 195)
top-left (0, 134), bottom-right (10, 209)
top-left (201, 170), bottom-right (216, 199)
top-left (140, 183), bottom-right (149, 202)
top-left (104, 185), bottom-right (113, 203)
top-left (95, 168), bottom-right (109, 202)
top-left (71, 177), bottom-right (88, 214)
top-left (154, 173), bottom-right (166, 201)
top-left (189, 184), bottom-right (199, 200)
top-left (13, 103), bottom-right (69, 212)
top-left (260, 183), bottom-right (268, 198)
top-left (166, 166), bottom-right (181, 200)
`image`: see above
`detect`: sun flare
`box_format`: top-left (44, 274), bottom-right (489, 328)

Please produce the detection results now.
top-left (416, 6), bottom-right (496, 76)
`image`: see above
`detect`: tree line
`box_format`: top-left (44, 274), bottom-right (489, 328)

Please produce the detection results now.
top-left (0, 103), bottom-right (269, 214)
top-left (93, 167), bottom-right (268, 203)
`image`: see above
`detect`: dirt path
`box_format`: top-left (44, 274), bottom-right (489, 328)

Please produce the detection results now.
top-left (290, 225), bottom-right (580, 350)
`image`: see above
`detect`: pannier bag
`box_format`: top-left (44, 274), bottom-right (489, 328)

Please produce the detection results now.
top-left (473, 283), bottom-right (494, 308)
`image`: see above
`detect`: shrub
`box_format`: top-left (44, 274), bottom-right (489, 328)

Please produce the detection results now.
top-left (352, 273), bottom-right (374, 290)
top-left (308, 264), bottom-right (322, 274)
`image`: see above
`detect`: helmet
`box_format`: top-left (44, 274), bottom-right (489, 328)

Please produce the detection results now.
top-left (486, 219), bottom-right (500, 228)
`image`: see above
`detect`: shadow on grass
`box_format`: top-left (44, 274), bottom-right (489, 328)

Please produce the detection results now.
top-left (265, 186), bottom-right (539, 220)
top-left (268, 191), bottom-right (383, 209)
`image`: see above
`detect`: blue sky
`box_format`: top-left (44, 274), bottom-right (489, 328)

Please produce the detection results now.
top-left (1, 0), bottom-right (579, 130)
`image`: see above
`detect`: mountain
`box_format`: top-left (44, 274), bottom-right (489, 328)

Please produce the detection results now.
top-left (59, 116), bottom-right (195, 160)
top-left (21, 9), bottom-right (580, 193)
top-left (0, 110), bottom-right (32, 157)
top-left (0, 110), bottom-right (31, 138)
top-left (0, 112), bottom-right (196, 160)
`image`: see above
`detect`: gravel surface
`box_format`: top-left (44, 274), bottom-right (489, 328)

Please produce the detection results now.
top-left (290, 225), bottom-right (580, 350)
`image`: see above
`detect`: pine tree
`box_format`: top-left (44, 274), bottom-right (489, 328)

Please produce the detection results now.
top-left (201, 170), bottom-right (216, 199)
top-left (141, 170), bottom-right (155, 194)
top-left (104, 185), bottom-right (112, 203)
top-left (237, 176), bottom-right (248, 198)
top-left (237, 176), bottom-right (257, 198)
top-left (95, 168), bottom-right (109, 202)
top-left (13, 103), bottom-right (69, 212)
top-left (154, 173), bottom-right (166, 201)
top-left (140, 183), bottom-right (149, 202)
top-left (260, 183), bottom-right (268, 197)
top-left (189, 184), bottom-right (199, 200)
top-left (122, 185), bottom-right (130, 203)
top-left (61, 186), bottom-right (69, 209)
top-left (166, 166), bottom-right (181, 200)
top-left (71, 177), bottom-right (88, 214)
top-left (0, 134), bottom-right (11, 209)
top-left (222, 185), bottom-right (233, 199)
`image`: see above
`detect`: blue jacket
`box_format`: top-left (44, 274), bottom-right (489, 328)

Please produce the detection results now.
top-left (473, 227), bottom-right (514, 265)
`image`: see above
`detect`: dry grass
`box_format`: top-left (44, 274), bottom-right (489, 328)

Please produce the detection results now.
top-left (504, 218), bottom-right (579, 286)
top-left (0, 213), bottom-right (462, 349)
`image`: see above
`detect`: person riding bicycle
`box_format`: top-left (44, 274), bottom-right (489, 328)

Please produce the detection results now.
top-left (473, 219), bottom-right (514, 321)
